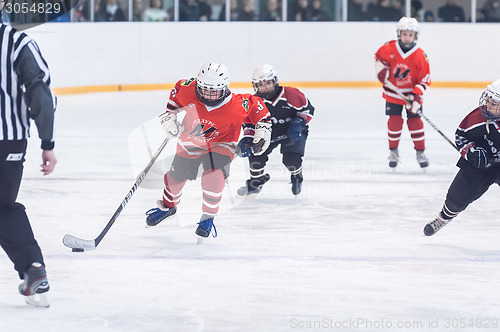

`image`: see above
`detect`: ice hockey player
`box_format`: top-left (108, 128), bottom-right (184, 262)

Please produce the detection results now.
top-left (424, 80), bottom-right (500, 236)
top-left (236, 64), bottom-right (314, 196)
top-left (0, 14), bottom-right (57, 307)
top-left (375, 17), bottom-right (431, 169)
top-left (145, 62), bottom-right (271, 240)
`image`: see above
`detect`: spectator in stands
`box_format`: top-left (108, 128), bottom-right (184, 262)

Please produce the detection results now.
top-left (438, 0), bottom-right (465, 22)
top-left (143, 0), bottom-right (168, 21)
top-left (424, 9), bottom-right (435, 21)
top-left (218, 0), bottom-right (238, 21)
top-left (291, 0), bottom-right (310, 21)
top-left (260, 0), bottom-right (282, 21)
top-left (238, 0), bottom-right (258, 21)
top-left (310, 0), bottom-right (332, 21)
top-left (95, 0), bottom-right (127, 21)
top-left (179, 0), bottom-right (200, 21)
top-left (348, 0), bottom-right (366, 21)
top-left (481, 0), bottom-right (500, 22)
top-left (198, 0), bottom-right (212, 21)
top-left (74, 0), bottom-right (90, 21)
top-left (411, 0), bottom-right (423, 21)
top-left (367, 0), bottom-right (402, 21)
top-left (133, 0), bottom-right (145, 21)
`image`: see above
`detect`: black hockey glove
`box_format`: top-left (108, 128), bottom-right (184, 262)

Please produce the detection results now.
top-left (287, 117), bottom-right (306, 145)
top-left (236, 136), bottom-right (253, 157)
top-left (467, 146), bottom-right (490, 168)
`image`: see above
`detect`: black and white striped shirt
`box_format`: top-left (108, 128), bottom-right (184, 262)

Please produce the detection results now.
top-left (0, 23), bottom-right (56, 149)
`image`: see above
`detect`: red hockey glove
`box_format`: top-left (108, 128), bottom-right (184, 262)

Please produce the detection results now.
top-left (375, 59), bottom-right (390, 84)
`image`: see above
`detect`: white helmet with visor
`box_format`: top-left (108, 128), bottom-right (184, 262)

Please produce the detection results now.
top-left (196, 62), bottom-right (230, 107)
top-left (252, 64), bottom-right (279, 98)
top-left (479, 79), bottom-right (500, 121)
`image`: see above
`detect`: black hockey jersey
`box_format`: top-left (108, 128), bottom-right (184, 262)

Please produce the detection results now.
top-left (243, 86), bottom-right (314, 139)
top-left (455, 108), bottom-right (500, 168)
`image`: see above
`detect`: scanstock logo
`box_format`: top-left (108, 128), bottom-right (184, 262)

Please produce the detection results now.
top-left (1, 0), bottom-right (79, 30)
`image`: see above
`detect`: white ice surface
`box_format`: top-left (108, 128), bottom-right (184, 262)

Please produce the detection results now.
top-left (1, 88), bottom-right (499, 332)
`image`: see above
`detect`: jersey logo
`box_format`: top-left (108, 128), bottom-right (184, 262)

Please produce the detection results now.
top-left (189, 119), bottom-right (220, 142)
top-left (394, 67), bottom-right (410, 80)
top-left (392, 64), bottom-right (412, 85)
top-left (180, 78), bottom-right (196, 86)
top-left (242, 99), bottom-right (249, 112)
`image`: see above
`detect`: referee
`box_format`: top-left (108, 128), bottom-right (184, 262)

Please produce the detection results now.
top-left (0, 6), bottom-right (57, 306)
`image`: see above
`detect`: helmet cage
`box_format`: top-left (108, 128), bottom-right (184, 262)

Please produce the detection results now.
top-left (252, 76), bottom-right (279, 94)
top-left (479, 89), bottom-right (500, 121)
top-left (196, 62), bottom-right (230, 107)
top-left (252, 64), bottom-right (279, 96)
top-left (195, 84), bottom-right (229, 107)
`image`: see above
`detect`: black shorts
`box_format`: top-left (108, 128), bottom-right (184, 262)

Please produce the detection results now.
top-left (169, 152), bottom-right (232, 182)
top-left (385, 102), bottom-right (421, 119)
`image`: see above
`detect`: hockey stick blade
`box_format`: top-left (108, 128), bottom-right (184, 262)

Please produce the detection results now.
top-left (62, 234), bottom-right (96, 251)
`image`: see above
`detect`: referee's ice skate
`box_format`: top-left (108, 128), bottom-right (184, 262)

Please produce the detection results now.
top-left (19, 263), bottom-right (50, 308)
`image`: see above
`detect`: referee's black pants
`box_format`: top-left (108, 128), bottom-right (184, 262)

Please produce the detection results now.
top-left (0, 140), bottom-right (44, 279)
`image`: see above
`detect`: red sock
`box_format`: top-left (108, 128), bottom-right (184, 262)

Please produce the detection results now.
top-left (387, 115), bottom-right (404, 149)
top-left (407, 117), bottom-right (425, 151)
top-left (201, 169), bottom-right (225, 216)
top-left (162, 172), bottom-right (186, 208)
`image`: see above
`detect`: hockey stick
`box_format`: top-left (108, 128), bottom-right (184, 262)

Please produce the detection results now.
top-left (62, 136), bottom-right (171, 252)
top-left (270, 134), bottom-right (288, 144)
top-left (384, 81), bottom-right (458, 151)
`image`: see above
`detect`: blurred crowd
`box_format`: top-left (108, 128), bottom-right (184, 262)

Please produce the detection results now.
top-left (13, 0), bottom-right (500, 23)
top-left (349, 0), bottom-right (500, 23)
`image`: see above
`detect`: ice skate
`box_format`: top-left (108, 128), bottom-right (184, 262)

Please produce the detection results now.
top-left (416, 150), bottom-right (429, 168)
top-left (145, 200), bottom-right (177, 227)
top-left (196, 214), bottom-right (217, 244)
top-left (237, 174), bottom-right (270, 196)
top-left (19, 262), bottom-right (50, 308)
top-left (424, 214), bottom-right (451, 236)
top-left (291, 172), bottom-right (303, 195)
top-left (388, 148), bottom-right (399, 168)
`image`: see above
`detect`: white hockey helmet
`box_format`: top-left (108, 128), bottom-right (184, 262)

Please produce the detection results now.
top-left (397, 16), bottom-right (420, 40)
top-left (196, 61), bottom-right (230, 106)
top-left (252, 64), bottom-right (279, 94)
top-left (479, 79), bottom-right (500, 120)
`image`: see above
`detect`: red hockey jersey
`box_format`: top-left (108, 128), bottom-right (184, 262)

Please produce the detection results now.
top-left (166, 78), bottom-right (270, 159)
top-left (375, 40), bottom-right (431, 105)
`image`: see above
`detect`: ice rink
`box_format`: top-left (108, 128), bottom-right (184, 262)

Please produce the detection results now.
top-left (1, 87), bottom-right (499, 331)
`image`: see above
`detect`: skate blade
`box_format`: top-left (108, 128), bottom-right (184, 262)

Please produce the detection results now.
top-left (25, 293), bottom-right (50, 308)
top-left (197, 236), bottom-right (204, 244)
